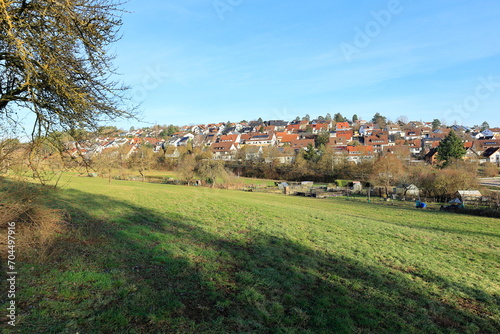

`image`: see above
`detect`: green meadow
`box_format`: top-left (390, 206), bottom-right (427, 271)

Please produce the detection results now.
top-left (1, 174), bottom-right (499, 333)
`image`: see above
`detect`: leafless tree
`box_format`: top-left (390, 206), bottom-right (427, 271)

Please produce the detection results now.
top-left (1, 0), bottom-right (134, 137)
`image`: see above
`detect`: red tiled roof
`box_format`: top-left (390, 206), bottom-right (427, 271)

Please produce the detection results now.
top-left (280, 134), bottom-right (299, 143)
top-left (285, 124), bottom-right (302, 131)
top-left (240, 133), bottom-right (253, 142)
top-left (328, 137), bottom-right (349, 146)
top-left (290, 139), bottom-right (314, 148)
top-left (143, 137), bottom-right (160, 145)
top-left (247, 133), bottom-right (274, 142)
top-left (336, 130), bottom-right (353, 139)
top-left (311, 123), bottom-right (329, 130)
top-left (336, 122), bottom-right (350, 130)
top-left (220, 134), bottom-right (239, 142)
top-left (347, 145), bottom-right (374, 155)
top-left (211, 142), bottom-right (237, 152)
top-left (366, 135), bottom-right (389, 145)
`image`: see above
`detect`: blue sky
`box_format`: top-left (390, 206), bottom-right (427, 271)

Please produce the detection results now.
top-left (112, 0), bottom-right (500, 129)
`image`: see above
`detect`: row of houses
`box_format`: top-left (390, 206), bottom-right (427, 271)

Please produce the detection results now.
top-left (167, 120), bottom-right (500, 164)
top-left (66, 119), bottom-right (500, 165)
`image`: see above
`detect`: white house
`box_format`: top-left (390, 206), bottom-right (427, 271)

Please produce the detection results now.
top-left (483, 147), bottom-right (500, 165)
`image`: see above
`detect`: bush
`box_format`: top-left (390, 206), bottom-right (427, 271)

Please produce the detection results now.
top-left (482, 162), bottom-right (499, 177)
top-left (335, 180), bottom-right (350, 187)
top-left (0, 180), bottom-right (66, 262)
top-left (456, 207), bottom-right (500, 218)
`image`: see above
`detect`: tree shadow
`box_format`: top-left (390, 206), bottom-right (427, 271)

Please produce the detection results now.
top-left (2, 180), bottom-right (499, 333)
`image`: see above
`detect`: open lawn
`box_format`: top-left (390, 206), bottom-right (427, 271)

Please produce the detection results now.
top-left (1, 175), bottom-right (499, 333)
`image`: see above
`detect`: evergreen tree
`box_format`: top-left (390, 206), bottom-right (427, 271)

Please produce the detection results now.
top-left (437, 130), bottom-right (466, 166)
top-left (352, 114), bottom-right (358, 123)
top-left (303, 143), bottom-right (320, 162)
top-left (315, 131), bottom-right (330, 148)
top-left (334, 113), bottom-right (344, 123)
top-left (372, 113), bottom-right (387, 127)
top-left (432, 119), bottom-right (441, 130)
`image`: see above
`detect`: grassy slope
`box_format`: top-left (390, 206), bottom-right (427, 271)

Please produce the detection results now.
top-left (1, 175), bottom-right (499, 333)
top-left (139, 170), bottom-right (278, 187)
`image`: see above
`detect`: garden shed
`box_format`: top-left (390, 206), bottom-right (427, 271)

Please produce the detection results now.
top-left (396, 184), bottom-right (420, 198)
top-left (456, 190), bottom-right (482, 203)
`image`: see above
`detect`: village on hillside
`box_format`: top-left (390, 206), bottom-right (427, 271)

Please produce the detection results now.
top-left (64, 117), bottom-right (500, 166)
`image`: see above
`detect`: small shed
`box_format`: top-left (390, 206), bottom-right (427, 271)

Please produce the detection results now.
top-left (456, 190), bottom-right (482, 203)
top-left (349, 181), bottom-right (363, 192)
top-left (396, 184), bottom-right (420, 198)
top-left (277, 182), bottom-right (289, 190)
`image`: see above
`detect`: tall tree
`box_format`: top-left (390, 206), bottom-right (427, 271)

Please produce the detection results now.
top-left (177, 154), bottom-right (197, 186)
top-left (396, 115), bottom-right (408, 127)
top-left (196, 159), bottom-right (228, 187)
top-left (437, 130), bottom-right (466, 166)
top-left (160, 124), bottom-right (180, 138)
top-left (315, 131), bottom-right (330, 148)
top-left (352, 114), bottom-right (358, 123)
top-left (372, 113), bottom-right (387, 127)
top-left (303, 143), bottom-right (320, 162)
top-left (481, 121), bottom-right (490, 131)
top-left (333, 113), bottom-right (345, 123)
top-left (369, 154), bottom-right (405, 197)
top-left (0, 0), bottom-right (133, 137)
top-left (432, 119), bottom-right (441, 130)
top-left (128, 145), bottom-right (155, 182)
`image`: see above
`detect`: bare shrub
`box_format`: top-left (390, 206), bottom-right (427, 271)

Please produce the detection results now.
top-left (482, 162), bottom-right (499, 177)
top-left (0, 180), bottom-right (66, 262)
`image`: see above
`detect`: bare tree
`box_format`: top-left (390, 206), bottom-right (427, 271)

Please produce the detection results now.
top-left (92, 147), bottom-right (122, 184)
top-left (177, 154), bottom-right (196, 185)
top-left (369, 154), bottom-right (405, 197)
top-left (0, 123), bottom-right (20, 173)
top-left (0, 0), bottom-right (133, 137)
top-left (196, 159), bottom-right (228, 187)
top-left (128, 145), bottom-right (154, 182)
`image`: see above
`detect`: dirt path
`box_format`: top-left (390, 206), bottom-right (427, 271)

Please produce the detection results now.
top-left (479, 177), bottom-right (500, 189)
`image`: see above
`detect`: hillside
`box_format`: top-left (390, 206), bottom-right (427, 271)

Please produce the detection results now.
top-left (1, 175), bottom-right (499, 333)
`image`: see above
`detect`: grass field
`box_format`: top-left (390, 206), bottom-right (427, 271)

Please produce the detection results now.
top-left (1, 174), bottom-right (499, 333)
top-left (119, 170), bottom-right (278, 187)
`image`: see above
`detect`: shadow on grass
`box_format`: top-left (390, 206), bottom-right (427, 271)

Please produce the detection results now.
top-left (1, 180), bottom-right (499, 333)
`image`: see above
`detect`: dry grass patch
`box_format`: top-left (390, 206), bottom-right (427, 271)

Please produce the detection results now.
top-left (0, 179), bottom-right (67, 262)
